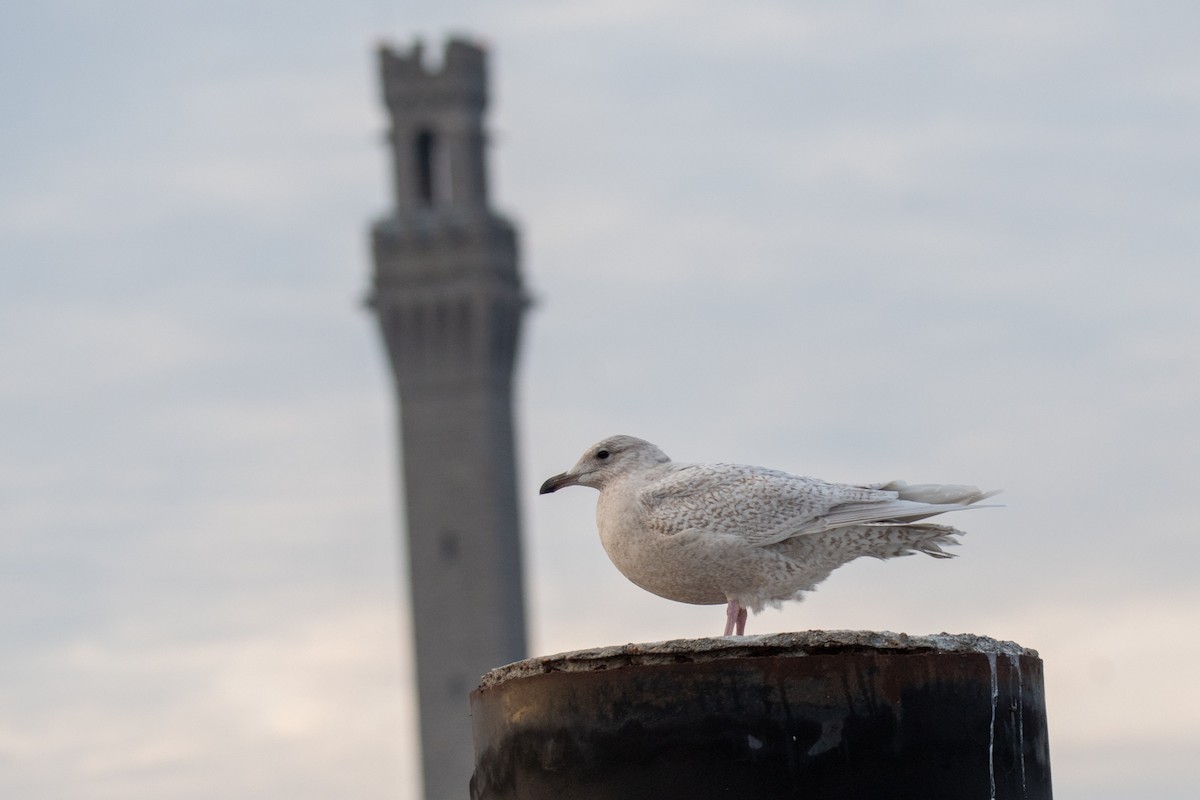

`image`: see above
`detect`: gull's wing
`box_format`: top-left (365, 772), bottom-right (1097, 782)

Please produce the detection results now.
top-left (640, 464), bottom-right (995, 547)
top-left (639, 463), bottom-right (890, 546)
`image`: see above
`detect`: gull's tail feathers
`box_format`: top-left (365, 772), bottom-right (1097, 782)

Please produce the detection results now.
top-left (775, 522), bottom-right (965, 574)
top-left (862, 522), bottom-right (965, 560)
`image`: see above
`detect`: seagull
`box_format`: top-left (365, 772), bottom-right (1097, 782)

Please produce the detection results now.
top-left (539, 435), bottom-right (998, 636)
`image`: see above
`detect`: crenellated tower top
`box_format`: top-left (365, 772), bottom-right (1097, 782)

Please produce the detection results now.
top-left (377, 38), bottom-right (492, 216)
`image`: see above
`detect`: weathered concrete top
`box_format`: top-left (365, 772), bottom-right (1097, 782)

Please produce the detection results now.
top-left (478, 630), bottom-right (1037, 689)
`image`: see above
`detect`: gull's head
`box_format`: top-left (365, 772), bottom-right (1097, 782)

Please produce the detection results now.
top-left (539, 435), bottom-right (670, 494)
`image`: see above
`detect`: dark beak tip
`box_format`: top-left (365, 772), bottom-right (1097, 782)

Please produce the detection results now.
top-left (539, 473), bottom-right (573, 495)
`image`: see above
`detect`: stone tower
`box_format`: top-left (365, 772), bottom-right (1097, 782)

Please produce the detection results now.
top-left (366, 38), bottom-right (528, 800)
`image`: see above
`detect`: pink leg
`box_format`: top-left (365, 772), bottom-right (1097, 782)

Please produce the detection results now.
top-left (724, 600), bottom-right (748, 636)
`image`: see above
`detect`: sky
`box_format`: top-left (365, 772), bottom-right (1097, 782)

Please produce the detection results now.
top-left (2, 1), bottom-right (1198, 798)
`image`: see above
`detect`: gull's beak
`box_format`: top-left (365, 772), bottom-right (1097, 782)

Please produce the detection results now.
top-left (539, 472), bottom-right (579, 494)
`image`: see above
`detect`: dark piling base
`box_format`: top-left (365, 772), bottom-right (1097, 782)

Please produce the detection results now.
top-left (470, 631), bottom-right (1051, 800)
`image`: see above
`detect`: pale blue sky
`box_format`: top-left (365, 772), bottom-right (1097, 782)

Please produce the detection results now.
top-left (2, 2), bottom-right (1198, 798)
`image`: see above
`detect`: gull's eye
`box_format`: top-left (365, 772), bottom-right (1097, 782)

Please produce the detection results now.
top-left (596, 449), bottom-right (610, 460)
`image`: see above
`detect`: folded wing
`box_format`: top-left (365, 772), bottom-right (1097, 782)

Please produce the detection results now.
top-left (642, 465), bottom-right (999, 547)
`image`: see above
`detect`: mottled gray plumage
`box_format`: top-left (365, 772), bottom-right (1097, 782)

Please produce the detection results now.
top-left (539, 435), bottom-right (999, 635)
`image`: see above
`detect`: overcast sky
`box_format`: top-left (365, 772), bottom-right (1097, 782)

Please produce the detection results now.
top-left (3, 2), bottom-right (1198, 798)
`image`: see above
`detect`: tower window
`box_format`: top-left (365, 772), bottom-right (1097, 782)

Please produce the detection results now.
top-left (415, 129), bottom-right (436, 206)
top-left (439, 528), bottom-right (460, 563)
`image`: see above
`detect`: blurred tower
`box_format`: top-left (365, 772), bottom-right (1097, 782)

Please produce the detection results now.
top-left (366, 38), bottom-right (528, 800)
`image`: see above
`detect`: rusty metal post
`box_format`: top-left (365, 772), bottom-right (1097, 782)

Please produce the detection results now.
top-left (470, 631), bottom-right (1051, 799)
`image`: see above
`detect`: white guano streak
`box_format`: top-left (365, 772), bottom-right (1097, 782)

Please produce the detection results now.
top-left (987, 651), bottom-right (998, 800)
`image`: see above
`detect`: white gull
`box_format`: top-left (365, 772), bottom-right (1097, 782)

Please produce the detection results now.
top-left (539, 435), bottom-right (999, 636)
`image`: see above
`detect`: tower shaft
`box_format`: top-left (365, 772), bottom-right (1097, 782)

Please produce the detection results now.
top-left (369, 38), bottom-right (527, 800)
